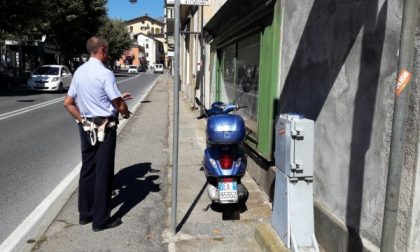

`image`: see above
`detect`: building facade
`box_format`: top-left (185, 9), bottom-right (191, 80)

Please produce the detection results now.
top-left (117, 42), bottom-right (145, 70)
top-left (125, 15), bottom-right (165, 40)
top-left (164, 1), bottom-right (175, 71)
top-left (125, 15), bottom-right (166, 68)
top-left (136, 34), bottom-right (164, 68)
top-left (177, 0), bottom-right (420, 251)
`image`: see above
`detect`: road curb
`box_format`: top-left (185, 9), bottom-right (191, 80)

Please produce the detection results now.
top-left (255, 223), bottom-right (290, 252)
top-left (0, 74), bottom-right (159, 252)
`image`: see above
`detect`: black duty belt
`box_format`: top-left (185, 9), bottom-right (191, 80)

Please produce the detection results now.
top-left (85, 116), bottom-right (119, 125)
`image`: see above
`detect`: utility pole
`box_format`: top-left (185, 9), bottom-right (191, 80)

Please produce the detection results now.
top-left (171, 0), bottom-right (180, 235)
top-left (381, 0), bottom-right (418, 251)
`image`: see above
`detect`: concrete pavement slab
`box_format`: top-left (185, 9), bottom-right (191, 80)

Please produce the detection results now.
top-left (31, 73), bottom-right (285, 252)
top-left (164, 77), bottom-right (278, 252)
top-left (32, 75), bottom-right (170, 252)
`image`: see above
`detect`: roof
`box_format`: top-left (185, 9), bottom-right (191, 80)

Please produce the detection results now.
top-left (203, 0), bottom-right (274, 44)
top-left (125, 15), bottom-right (165, 26)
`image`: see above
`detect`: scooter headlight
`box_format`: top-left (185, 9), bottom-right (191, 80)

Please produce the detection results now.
top-left (209, 158), bottom-right (217, 168)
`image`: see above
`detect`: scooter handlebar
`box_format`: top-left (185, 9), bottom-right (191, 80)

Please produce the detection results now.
top-left (236, 105), bottom-right (248, 110)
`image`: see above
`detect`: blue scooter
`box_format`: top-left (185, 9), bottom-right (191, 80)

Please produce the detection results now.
top-left (195, 97), bottom-right (249, 206)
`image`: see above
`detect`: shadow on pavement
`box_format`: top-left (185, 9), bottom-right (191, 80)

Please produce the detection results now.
top-left (176, 181), bottom-right (208, 233)
top-left (0, 89), bottom-right (38, 97)
top-left (111, 162), bottom-right (160, 219)
top-left (114, 74), bottom-right (132, 78)
top-left (210, 202), bottom-right (248, 221)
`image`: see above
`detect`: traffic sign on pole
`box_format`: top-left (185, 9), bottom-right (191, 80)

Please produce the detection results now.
top-left (167, 0), bottom-right (210, 5)
top-left (181, 0), bottom-right (210, 5)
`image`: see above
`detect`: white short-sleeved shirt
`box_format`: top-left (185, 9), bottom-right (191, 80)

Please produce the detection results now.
top-left (67, 57), bottom-right (121, 118)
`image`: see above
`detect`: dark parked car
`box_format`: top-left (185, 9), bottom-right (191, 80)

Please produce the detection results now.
top-left (138, 66), bottom-right (146, 72)
top-left (0, 63), bottom-right (13, 91)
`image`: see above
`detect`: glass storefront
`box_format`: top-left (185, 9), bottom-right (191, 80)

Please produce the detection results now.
top-left (220, 33), bottom-right (260, 131)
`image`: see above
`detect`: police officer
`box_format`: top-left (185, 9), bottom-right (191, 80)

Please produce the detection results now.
top-left (64, 36), bottom-right (132, 231)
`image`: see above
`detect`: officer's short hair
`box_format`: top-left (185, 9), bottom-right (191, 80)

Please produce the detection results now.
top-left (86, 36), bottom-right (108, 54)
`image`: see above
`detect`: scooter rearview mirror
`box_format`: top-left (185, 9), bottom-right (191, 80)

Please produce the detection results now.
top-left (195, 97), bottom-right (202, 106)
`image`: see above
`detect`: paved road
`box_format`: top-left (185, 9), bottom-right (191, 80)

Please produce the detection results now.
top-left (0, 71), bottom-right (159, 243)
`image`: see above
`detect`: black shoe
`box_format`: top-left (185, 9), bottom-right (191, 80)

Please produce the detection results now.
top-left (79, 217), bottom-right (92, 225)
top-left (92, 219), bottom-right (122, 232)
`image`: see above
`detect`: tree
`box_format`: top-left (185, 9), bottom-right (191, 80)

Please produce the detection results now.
top-left (98, 18), bottom-right (132, 65)
top-left (48, 0), bottom-right (108, 64)
top-left (0, 0), bottom-right (52, 41)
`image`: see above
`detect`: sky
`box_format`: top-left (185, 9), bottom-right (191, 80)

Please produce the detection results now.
top-left (107, 0), bottom-right (164, 21)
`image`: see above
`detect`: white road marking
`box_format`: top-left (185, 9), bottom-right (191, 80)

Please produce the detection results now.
top-left (0, 97), bottom-right (64, 121)
top-left (0, 75), bottom-right (140, 122)
top-left (0, 76), bottom-right (159, 252)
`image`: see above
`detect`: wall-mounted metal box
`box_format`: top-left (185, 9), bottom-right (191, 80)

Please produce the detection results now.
top-left (271, 170), bottom-right (318, 251)
top-left (274, 114), bottom-right (314, 178)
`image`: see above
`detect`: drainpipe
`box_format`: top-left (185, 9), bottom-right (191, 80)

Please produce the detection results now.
top-left (381, 0), bottom-right (418, 251)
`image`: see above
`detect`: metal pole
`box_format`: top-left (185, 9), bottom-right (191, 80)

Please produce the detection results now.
top-left (200, 5), bottom-right (204, 110)
top-left (381, 0), bottom-right (418, 251)
top-left (171, 0), bottom-right (180, 235)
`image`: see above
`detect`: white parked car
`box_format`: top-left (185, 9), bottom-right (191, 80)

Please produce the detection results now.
top-left (27, 65), bottom-right (72, 93)
top-left (154, 64), bottom-right (164, 74)
top-left (127, 65), bottom-right (138, 74)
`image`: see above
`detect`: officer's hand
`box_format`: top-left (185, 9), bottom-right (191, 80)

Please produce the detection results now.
top-left (121, 92), bottom-right (133, 100)
top-left (122, 111), bottom-right (132, 119)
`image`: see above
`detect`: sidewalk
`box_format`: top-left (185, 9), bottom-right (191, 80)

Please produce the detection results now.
top-left (32, 74), bottom-right (281, 251)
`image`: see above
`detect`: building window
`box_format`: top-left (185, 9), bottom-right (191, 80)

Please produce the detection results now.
top-left (146, 44), bottom-right (149, 49)
top-left (146, 53), bottom-right (149, 57)
top-left (222, 44), bottom-right (235, 104)
top-left (220, 33), bottom-right (260, 131)
top-left (236, 33), bottom-right (260, 129)
top-left (168, 8), bottom-right (174, 19)
top-left (129, 26), bottom-right (133, 33)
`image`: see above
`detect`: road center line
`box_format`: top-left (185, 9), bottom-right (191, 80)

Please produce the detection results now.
top-left (0, 97), bottom-right (65, 121)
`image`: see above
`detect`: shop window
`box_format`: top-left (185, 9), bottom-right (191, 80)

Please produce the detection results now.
top-left (221, 44), bottom-right (235, 103)
top-left (236, 33), bottom-right (260, 130)
top-left (220, 33), bottom-right (260, 131)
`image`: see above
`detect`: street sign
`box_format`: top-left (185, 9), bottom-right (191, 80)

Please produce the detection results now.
top-left (167, 0), bottom-right (210, 5)
top-left (182, 0), bottom-right (210, 5)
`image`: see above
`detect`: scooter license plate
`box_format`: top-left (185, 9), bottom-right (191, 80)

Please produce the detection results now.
top-left (218, 181), bottom-right (238, 203)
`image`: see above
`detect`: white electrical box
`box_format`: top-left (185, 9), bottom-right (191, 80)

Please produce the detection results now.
top-left (272, 170), bottom-right (318, 251)
top-left (272, 114), bottom-right (318, 252)
top-left (274, 114), bottom-right (314, 178)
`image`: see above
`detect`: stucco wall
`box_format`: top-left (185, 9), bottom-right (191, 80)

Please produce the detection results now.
top-left (279, 0), bottom-right (419, 250)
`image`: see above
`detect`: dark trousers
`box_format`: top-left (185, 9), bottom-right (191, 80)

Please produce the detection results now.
top-left (78, 125), bottom-right (117, 228)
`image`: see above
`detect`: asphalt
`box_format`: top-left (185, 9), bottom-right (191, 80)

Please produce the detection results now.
top-left (31, 73), bottom-right (287, 252)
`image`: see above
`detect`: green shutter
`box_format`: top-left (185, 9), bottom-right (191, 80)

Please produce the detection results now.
top-left (256, 1), bottom-right (281, 160)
